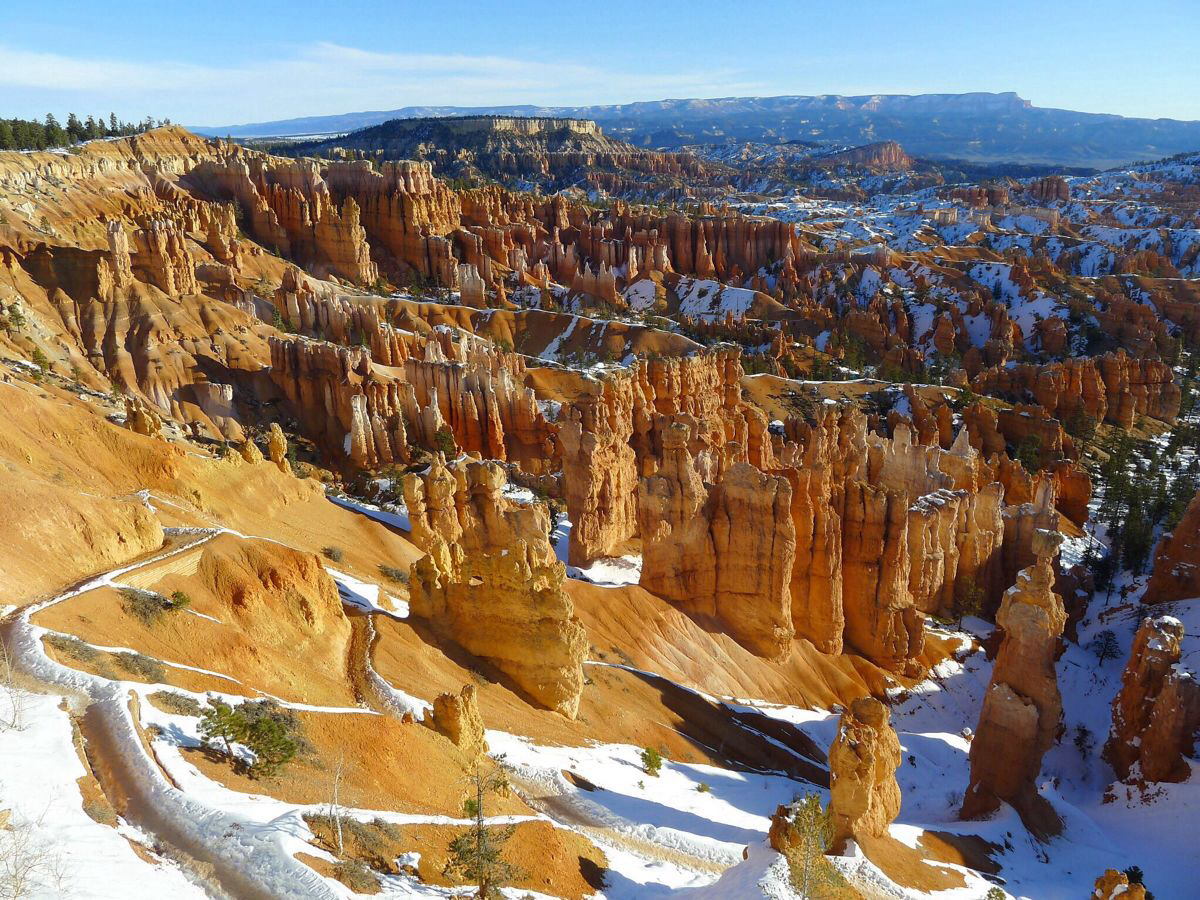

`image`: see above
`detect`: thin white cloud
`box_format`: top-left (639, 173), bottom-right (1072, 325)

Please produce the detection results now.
top-left (0, 43), bottom-right (767, 125)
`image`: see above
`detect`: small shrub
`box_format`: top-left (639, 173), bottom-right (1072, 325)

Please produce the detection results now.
top-left (333, 859), bottom-right (379, 894)
top-left (243, 711), bottom-right (297, 777)
top-left (121, 588), bottom-right (186, 627)
top-left (30, 347), bottom-right (50, 375)
top-left (322, 546), bottom-right (344, 563)
top-left (433, 426), bottom-right (457, 458)
top-left (378, 564), bottom-right (408, 584)
top-left (200, 698), bottom-right (303, 778)
top-left (1091, 629), bottom-right (1120, 664)
top-left (115, 652), bottom-right (166, 683)
top-left (45, 633), bottom-right (100, 663)
top-left (149, 691), bottom-right (202, 717)
top-left (696, 782), bottom-right (711, 793)
top-left (985, 888), bottom-right (1006, 900)
top-left (640, 746), bottom-right (664, 776)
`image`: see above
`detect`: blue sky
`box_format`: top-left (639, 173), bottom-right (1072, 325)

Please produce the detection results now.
top-left (3, 0), bottom-right (1197, 125)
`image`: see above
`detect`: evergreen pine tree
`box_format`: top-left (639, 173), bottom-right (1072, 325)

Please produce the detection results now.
top-left (198, 697), bottom-right (247, 758)
top-left (444, 768), bottom-right (522, 898)
top-left (65, 112), bottom-right (83, 142)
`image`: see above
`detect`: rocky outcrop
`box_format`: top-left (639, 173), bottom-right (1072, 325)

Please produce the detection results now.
top-left (962, 529), bottom-right (1065, 838)
top-left (559, 371), bottom-right (638, 566)
top-left (428, 684), bottom-right (488, 761)
top-left (906, 484), bottom-right (1005, 620)
top-left (133, 219), bottom-right (198, 296)
top-left (266, 423), bottom-right (291, 473)
top-left (829, 698), bottom-right (903, 852)
top-left (639, 424), bottom-right (795, 658)
top-left (971, 352), bottom-right (1179, 430)
top-left (1105, 616), bottom-right (1200, 783)
top-left (268, 330), bottom-right (553, 471)
top-left (1028, 175), bottom-right (1070, 204)
top-left (237, 437), bottom-right (264, 464)
top-left (1092, 869), bottom-right (1147, 900)
top-left (1145, 489), bottom-right (1200, 605)
top-left (403, 458), bottom-right (587, 717)
top-left (185, 156), bottom-right (379, 284)
top-left (123, 396), bottom-right (165, 439)
top-left (824, 141), bottom-right (912, 172)
top-left (560, 344), bottom-right (769, 567)
top-left (781, 464), bottom-right (844, 654)
top-left (840, 481), bottom-right (924, 675)
top-left (198, 540), bottom-right (351, 681)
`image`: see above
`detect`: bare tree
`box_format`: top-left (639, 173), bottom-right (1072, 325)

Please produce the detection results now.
top-left (0, 811), bottom-right (67, 899)
top-left (326, 752), bottom-right (346, 856)
top-left (0, 642), bottom-right (25, 732)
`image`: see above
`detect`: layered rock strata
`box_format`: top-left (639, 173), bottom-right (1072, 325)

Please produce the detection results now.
top-left (638, 424), bottom-right (796, 658)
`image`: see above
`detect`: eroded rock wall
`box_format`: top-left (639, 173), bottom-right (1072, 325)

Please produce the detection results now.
top-left (402, 458), bottom-right (587, 717)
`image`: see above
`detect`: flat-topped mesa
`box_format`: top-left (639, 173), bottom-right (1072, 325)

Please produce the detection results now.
top-left (1105, 616), bottom-right (1200, 783)
top-left (963, 528), bottom-right (1066, 839)
top-left (402, 457), bottom-right (586, 717)
top-left (639, 424), bottom-right (796, 658)
top-left (1145, 488), bottom-right (1200, 605)
top-left (829, 698), bottom-right (904, 852)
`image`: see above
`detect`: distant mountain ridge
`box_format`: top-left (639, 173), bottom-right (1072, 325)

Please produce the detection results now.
top-left (192, 92), bottom-right (1200, 168)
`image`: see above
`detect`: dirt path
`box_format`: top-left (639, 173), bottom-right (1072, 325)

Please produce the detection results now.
top-left (505, 769), bottom-right (728, 878)
top-left (1, 529), bottom-right (337, 900)
top-left (77, 699), bottom-right (271, 900)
